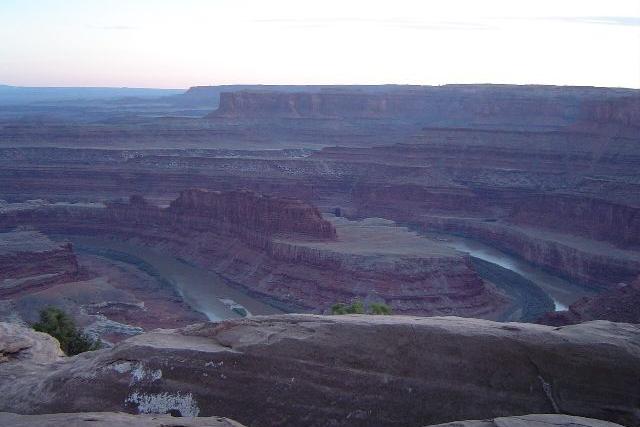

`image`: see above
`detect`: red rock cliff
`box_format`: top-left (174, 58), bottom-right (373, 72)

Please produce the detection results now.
top-left (167, 189), bottom-right (336, 239)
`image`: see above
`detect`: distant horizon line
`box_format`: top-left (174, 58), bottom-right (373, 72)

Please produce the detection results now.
top-left (2, 82), bottom-right (639, 91)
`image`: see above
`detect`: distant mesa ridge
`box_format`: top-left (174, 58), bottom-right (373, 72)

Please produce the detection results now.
top-left (202, 84), bottom-right (639, 134)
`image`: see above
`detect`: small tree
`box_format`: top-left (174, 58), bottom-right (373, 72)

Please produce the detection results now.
top-left (33, 307), bottom-right (101, 355)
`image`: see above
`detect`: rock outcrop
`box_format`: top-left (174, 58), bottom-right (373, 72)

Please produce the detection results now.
top-left (0, 315), bottom-right (638, 427)
top-left (426, 414), bottom-right (625, 427)
top-left (0, 321), bottom-right (63, 363)
top-left (0, 230), bottom-right (79, 298)
top-left (0, 412), bottom-right (245, 426)
top-left (167, 189), bottom-right (337, 239)
top-left (539, 277), bottom-right (640, 326)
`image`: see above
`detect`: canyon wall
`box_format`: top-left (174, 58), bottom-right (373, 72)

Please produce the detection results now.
top-left (539, 277), bottom-right (640, 326)
top-left (412, 215), bottom-right (640, 287)
top-left (210, 85), bottom-right (639, 134)
top-left (1, 132), bottom-right (638, 290)
top-left (1, 85), bottom-right (638, 298)
top-left (0, 231), bottom-right (79, 298)
top-left (167, 189), bottom-right (336, 239)
top-left (0, 191), bottom-right (505, 318)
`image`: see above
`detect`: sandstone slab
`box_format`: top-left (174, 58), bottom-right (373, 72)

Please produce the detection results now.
top-left (0, 412), bottom-right (245, 426)
top-left (0, 315), bottom-right (638, 427)
top-left (425, 414), bottom-right (624, 427)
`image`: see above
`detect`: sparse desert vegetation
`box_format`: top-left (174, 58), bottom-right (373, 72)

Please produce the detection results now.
top-left (32, 307), bottom-right (101, 356)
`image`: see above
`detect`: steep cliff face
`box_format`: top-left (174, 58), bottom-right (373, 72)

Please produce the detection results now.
top-left (1, 316), bottom-right (638, 427)
top-left (168, 189), bottom-right (336, 239)
top-left (411, 216), bottom-right (640, 288)
top-left (0, 231), bottom-right (79, 298)
top-left (508, 194), bottom-right (640, 247)
top-left (213, 91), bottom-right (413, 118)
top-left (539, 277), bottom-right (640, 326)
top-left (210, 85), bottom-right (640, 134)
top-left (576, 96), bottom-right (640, 135)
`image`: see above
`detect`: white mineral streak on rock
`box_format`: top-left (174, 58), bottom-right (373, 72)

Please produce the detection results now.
top-left (125, 391), bottom-right (199, 416)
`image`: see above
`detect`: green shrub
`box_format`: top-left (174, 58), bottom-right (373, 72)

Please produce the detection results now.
top-left (330, 300), bottom-right (392, 315)
top-left (331, 303), bottom-right (349, 315)
top-left (32, 307), bottom-right (101, 355)
top-left (370, 303), bottom-right (392, 315)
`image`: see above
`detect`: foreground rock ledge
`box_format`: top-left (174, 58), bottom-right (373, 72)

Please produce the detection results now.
top-left (0, 412), bottom-right (245, 426)
top-left (426, 414), bottom-right (625, 427)
top-left (1, 315), bottom-right (639, 427)
top-left (0, 413), bottom-right (622, 427)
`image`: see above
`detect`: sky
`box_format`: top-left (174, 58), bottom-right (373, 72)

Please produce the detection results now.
top-left (0, 0), bottom-right (639, 89)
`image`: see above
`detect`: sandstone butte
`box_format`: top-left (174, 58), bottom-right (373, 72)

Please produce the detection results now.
top-left (0, 315), bottom-right (638, 427)
top-left (0, 189), bottom-right (508, 318)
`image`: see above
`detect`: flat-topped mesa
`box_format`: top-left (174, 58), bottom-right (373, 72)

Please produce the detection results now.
top-left (208, 86), bottom-right (640, 133)
top-left (211, 91), bottom-right (402, 118)
top-left (168, 189), bottom-right (337, 240)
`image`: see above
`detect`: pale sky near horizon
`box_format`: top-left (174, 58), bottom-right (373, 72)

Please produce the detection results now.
top-left (1, 0), bottom-right (639, 89)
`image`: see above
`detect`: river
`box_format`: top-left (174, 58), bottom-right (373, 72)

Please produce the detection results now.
top-left (421, 232), bottom-right (595, 311)
top-left (68, 236), bottom-right (284, 321)
top-left (65, 232), bottom-right (592, 323)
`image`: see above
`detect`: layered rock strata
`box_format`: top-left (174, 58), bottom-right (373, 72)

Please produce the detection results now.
top-left (0, 191), bottom-right (506, 317)
top-left (210, 85), bottom-right (639, 135)
top-left (0, 230), bottom-right (79, 298)
top-left (411, 215), bottom-right (640, 287)
top-left (538, 277), bottom-right (640, 326)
